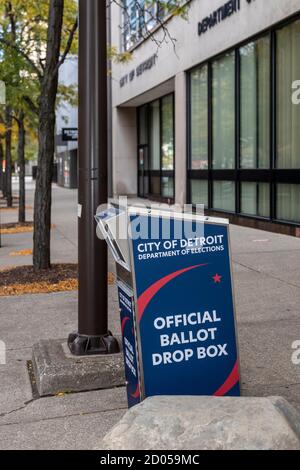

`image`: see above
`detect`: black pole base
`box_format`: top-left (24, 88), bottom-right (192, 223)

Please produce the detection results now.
top-left (68, 331), bottom-right (120, 356)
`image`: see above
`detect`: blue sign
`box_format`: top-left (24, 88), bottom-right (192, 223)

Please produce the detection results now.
top-left (130, 215), bottom-right (240, 398)
top-left (117, 282), bottom-right (141, 408)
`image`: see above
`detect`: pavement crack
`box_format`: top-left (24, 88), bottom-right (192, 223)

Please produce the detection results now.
top-left (53, 225), bottom-right (77, 249)
top-left (6, 347), bottom-right (32, 352)
top-left (0, 399), bottom-right (34, 419)
top-left (233, 260), bottom-right (300, 290)
top-left (233, 260), bottom-right (261, 274)
top-left (276, 382), bottom-right (300, 389)
top-left (0, 404), bottom-right (127, 427)
top-left (243, 382), bottom-right (300, 391)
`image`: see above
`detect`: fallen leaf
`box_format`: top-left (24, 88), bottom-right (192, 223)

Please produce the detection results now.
top-left (10, 249), bottom-right (33, 257)
top-left (0, 279), bottom-right (78, 297)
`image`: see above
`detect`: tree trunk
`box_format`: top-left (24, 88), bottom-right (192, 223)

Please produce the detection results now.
top-left (5, 106), bottom-right (13, 207)
top-left (18, 112), bottom-right (26, 223)
top-left (33, 0), bottom-right (64, 270)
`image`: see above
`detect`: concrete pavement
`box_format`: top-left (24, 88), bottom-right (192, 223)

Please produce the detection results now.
top-left (0, 181), bottom-right (127, 449)
top-left (0, 179), bottom-right (78, 267)
top-left (0, 182), bottom-right (300, 449)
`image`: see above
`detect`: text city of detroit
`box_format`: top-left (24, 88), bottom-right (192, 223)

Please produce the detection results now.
top-left (151, 310), bottom-right (229, 366)
top-left (137, 235), bottom-right (225, 260)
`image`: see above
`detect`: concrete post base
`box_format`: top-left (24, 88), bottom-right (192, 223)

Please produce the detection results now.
top-left (32, 339), bottom-right (125, 397)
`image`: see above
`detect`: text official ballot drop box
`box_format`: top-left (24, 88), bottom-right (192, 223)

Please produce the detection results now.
top-left (96, 206), bottom-right (241, 408)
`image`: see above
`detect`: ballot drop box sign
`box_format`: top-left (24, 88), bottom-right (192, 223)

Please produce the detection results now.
top-left (116, 281), bottom-right (141, 408)
top-left (128, 208), bottom-right (240, 400)
top-left (96, 206), bottom-right (240, 407)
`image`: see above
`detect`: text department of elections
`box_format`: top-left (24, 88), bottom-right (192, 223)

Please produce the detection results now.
top-left (138, 244), bottom-right (225, 260)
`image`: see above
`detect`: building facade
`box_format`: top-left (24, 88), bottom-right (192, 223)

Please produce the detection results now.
top-left (55, 56), bottom-right (78, 189)
top-left (110, 0), bottom-right (300, 234)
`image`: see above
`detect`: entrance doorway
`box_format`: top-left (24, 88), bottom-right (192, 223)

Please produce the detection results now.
top-left (137, 94), bottom-right (175, 202)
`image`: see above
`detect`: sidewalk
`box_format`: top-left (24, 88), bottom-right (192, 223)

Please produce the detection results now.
top-left (0, 183), bottom-right (300, 449)
top-left (0, 181), bottom-right (78, 267)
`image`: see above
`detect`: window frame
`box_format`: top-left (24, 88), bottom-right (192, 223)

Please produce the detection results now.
top-left (123, 0), bottom-right (176, 51)
top-left (187, 12), bottom-right (300, 226)
top-left (137, 93), bottom-right (175, 203)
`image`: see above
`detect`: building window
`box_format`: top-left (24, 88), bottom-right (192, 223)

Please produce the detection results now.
top-left (123, 1), bottom-right (139, 51)
top-left (138, 94), bottom-right (175, 201)
top-left (187, 16), bottom-right (300, 227)
top-left (150, 175), bottom-right (161, 196)
top-left (212, 52), bottom-right (235, 169)
top-left (162, 176), bottom-right (174, 198)
top-left (241, 183), bottom-right (270, 218)
top-left (276, 19), bottom-right (300, 169)
top-left (240, 36), bottom-right (270, 169)
top-left (123, 0), bottom-right (174, 50)
top-left (277, 184), bottom-right (300, 223)
top-left (138, 104), bottom-right (148, 145)
top-left (213, 181), bottom-right (235, 212)
top-left (190, 180), bottom-right (208, 208)
top-left (161, 94), bottom-right (174, 170)
top-left (190, 65), bottom-right (208, 170)
top-left (150, 100), bottom-right (160, 170)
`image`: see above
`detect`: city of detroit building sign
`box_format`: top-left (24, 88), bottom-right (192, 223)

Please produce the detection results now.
top-left (128, 214), bottom-right (240, 402)
top-left (198, 0), bottom-right (255, 36)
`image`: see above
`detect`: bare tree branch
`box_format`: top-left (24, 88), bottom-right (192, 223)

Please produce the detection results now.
top-left (39, 58), bottom-right (46, 71)
top-left (12, 114), bottom-right (20, 126)
top-left (23, 95), bottom-right (39, 115)
top-left (109, 0), bottom-right (185, 57)
top-left (53, 16), bottom-right (78, 77)
top-left (5, 1), bottom-right (16, 41)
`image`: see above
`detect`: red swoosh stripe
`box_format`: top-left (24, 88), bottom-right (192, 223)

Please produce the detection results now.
top-left (121, 317), bottom-right (130, 334)
top-left (130, 384), bottom-right (140, 399)
top-left (137, 264), bottom-right (208, 323)
top-left (214, 360), bottom-right (239, 396)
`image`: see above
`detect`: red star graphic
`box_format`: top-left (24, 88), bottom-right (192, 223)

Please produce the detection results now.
top-left (213, 273), bottom-right (222, 284)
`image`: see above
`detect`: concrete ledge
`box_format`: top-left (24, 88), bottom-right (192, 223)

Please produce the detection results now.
top-left (32, 339), bottom-right (125, 397)
top-left (100, 396), bottom-right (300, 450)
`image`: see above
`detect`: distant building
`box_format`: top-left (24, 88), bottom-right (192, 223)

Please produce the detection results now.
top-left (109, 0), bottom-right (300, 235)
top-left (55, 56), bottom-right (78, 189)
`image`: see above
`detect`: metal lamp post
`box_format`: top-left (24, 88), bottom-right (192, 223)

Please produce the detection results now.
top-left (68, 0), bottom-right (119, 356)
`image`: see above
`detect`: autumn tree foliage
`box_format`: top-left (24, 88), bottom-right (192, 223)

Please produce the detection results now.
top-left (0, 0), bottom-right (78, 268)
top-left (0, 1), bottom-right (185, 270)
